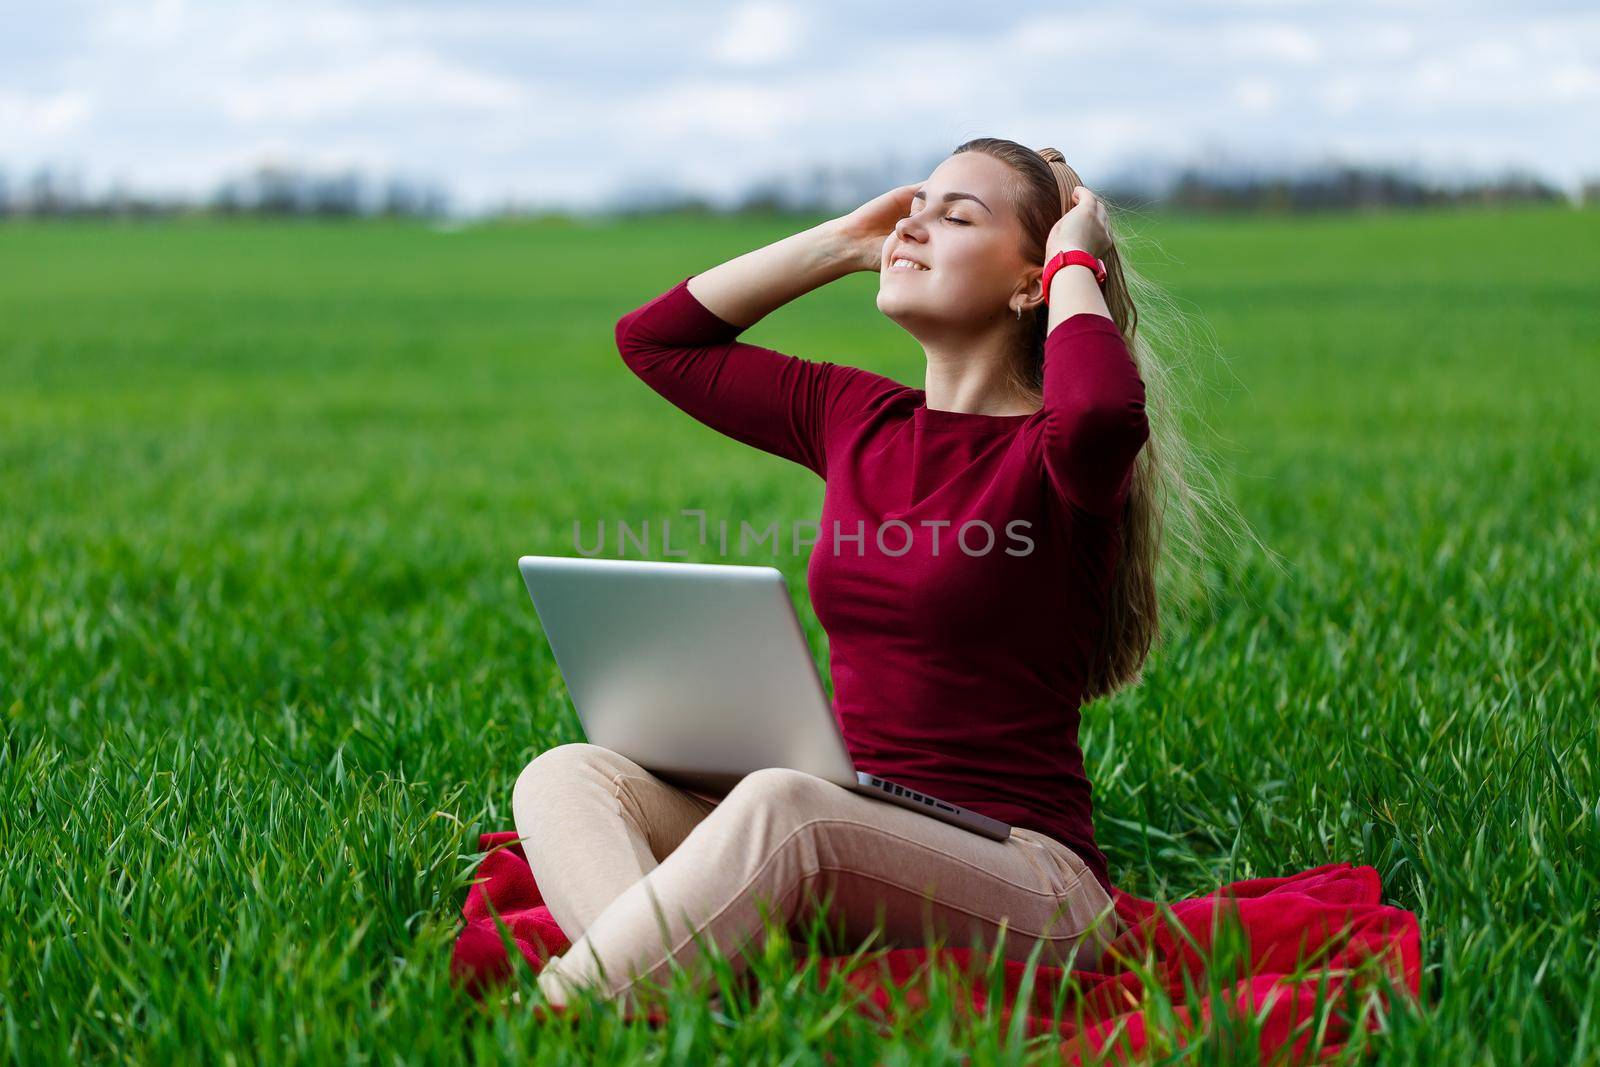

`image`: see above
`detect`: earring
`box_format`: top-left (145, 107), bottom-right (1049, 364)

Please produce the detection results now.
top-left (1015, 305), bottom-right (1022, 320)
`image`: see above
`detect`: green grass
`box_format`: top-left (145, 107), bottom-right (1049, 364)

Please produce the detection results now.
top-left (2, 204), bottom-right (1597, 1063)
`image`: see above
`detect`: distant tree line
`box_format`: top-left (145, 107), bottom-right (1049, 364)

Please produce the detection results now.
top-left (0, 164), bottom-right (450, 220)
top-left (1160, 162), bottom-right (1572, 213)
top-left (1, 157), bottom-right (1592, 222)
top-left (607, 155), bottom-right (1590, 218)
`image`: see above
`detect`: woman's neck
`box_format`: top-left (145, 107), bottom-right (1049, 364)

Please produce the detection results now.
top-left (920, 330), bottom-right (1039, 416)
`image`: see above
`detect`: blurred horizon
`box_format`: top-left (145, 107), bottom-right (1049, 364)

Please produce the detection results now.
top-left (5, 0), bottom-right (1598, 218)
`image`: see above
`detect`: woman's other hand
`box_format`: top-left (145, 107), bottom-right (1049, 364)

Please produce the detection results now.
top-left (830, 183), bottom-right (921, 273)
top-left (1046, 186), bottom-right (1114, 262)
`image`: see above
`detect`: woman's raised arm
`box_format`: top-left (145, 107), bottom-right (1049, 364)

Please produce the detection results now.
top-left (615, 191), bottom-right (919, 479)
top-left (1034, 187), bottom-right (1150, 519)
top-left (683, 219), bottom-right (859, 327)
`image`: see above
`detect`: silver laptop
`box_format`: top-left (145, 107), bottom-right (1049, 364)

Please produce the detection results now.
top-left (517, 555), bottom-right (1011, 842)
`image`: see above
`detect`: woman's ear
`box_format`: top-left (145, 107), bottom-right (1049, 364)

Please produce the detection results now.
top-left (1021, 267), bottom-right (1046, 308)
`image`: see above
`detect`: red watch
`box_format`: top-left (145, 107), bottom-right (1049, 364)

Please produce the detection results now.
top-left (1041, 249), bottom-right (1107, 303)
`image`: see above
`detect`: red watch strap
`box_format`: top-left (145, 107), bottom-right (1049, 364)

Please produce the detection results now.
top-left (1041, 249), bottom-right (1107, 303)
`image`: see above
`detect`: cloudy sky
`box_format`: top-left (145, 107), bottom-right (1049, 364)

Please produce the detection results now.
top-left (3, 0), bottom-right (1597, 212)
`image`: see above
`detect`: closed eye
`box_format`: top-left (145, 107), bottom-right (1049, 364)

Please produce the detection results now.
top-left (900, 212), bottom-right (970, 225)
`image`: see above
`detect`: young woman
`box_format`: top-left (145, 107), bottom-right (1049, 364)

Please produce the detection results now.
top-left (513, 137), bottom-right (1193, 1008)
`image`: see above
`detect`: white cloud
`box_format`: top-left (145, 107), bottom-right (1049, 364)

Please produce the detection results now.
top-left (1221, 21), bottom-right (1321, 65)
top-left (218, 49), bottom-right (529, 124)
top-left (1399, 31), bottom-right (1600, 111)
top-left (1364, 22), bottom-right (1417, 58)
top-left (709, 2), bottom-right (806, 67)
top-left (1231, 77), bottom-right (1282, 114)
top-left (0, 88), bottom-right (94, 150)
top-left (1003, 12), bottom-right (1152, 57)
top-left (1314, 76), bottom-right (1364, 116)
top-left (99, 0), bottom-right (192, 48)
top-left (628, 79), bottom-right (808, 140)
top-left (1547, 61), bottom-right (1600, 102)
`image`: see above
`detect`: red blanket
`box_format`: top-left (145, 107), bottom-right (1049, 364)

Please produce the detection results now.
top-left (452, 831), bottom-right (1422, 1062)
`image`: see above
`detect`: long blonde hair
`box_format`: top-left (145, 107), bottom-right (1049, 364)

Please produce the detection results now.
top-left (953, 137), bottom-right (1268, 701)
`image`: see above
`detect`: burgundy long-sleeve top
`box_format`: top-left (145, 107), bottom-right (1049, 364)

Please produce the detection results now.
top-left (614, 274), bottom-right (1150, 896)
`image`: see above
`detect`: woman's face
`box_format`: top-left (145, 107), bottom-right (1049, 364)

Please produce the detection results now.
top-left (876, 151), bottom-right (1031, 334)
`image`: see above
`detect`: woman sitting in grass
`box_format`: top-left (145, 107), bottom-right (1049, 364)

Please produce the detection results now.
top-left (514, 136), bottom-right (1220, 1009)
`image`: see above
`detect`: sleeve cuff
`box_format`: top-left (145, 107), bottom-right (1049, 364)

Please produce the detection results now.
top-left (669, 273), bottom-right (747, 341)
top-left (1046, 311), bottom-right (1123, 341)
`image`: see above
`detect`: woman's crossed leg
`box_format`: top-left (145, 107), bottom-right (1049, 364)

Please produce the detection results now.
top-left (512, 742), bottom-right (1120, 1007)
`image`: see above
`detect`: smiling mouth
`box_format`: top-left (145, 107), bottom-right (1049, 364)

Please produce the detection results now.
top-left (889, 258), bottom-right (930, 272)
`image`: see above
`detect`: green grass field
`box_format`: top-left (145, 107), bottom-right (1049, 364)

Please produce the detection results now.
top-left (3, 204), bottom-right (1597, 1063)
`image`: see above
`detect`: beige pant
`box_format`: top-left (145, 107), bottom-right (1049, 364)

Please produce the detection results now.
top-left (511, 742), bottom-right (1123, 1007)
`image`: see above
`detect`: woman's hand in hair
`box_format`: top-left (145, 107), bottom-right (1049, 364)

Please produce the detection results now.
top-left (1047, 185), bottom-right (1114, 262)
top-left (828, 183), bottom-right (921, 273)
